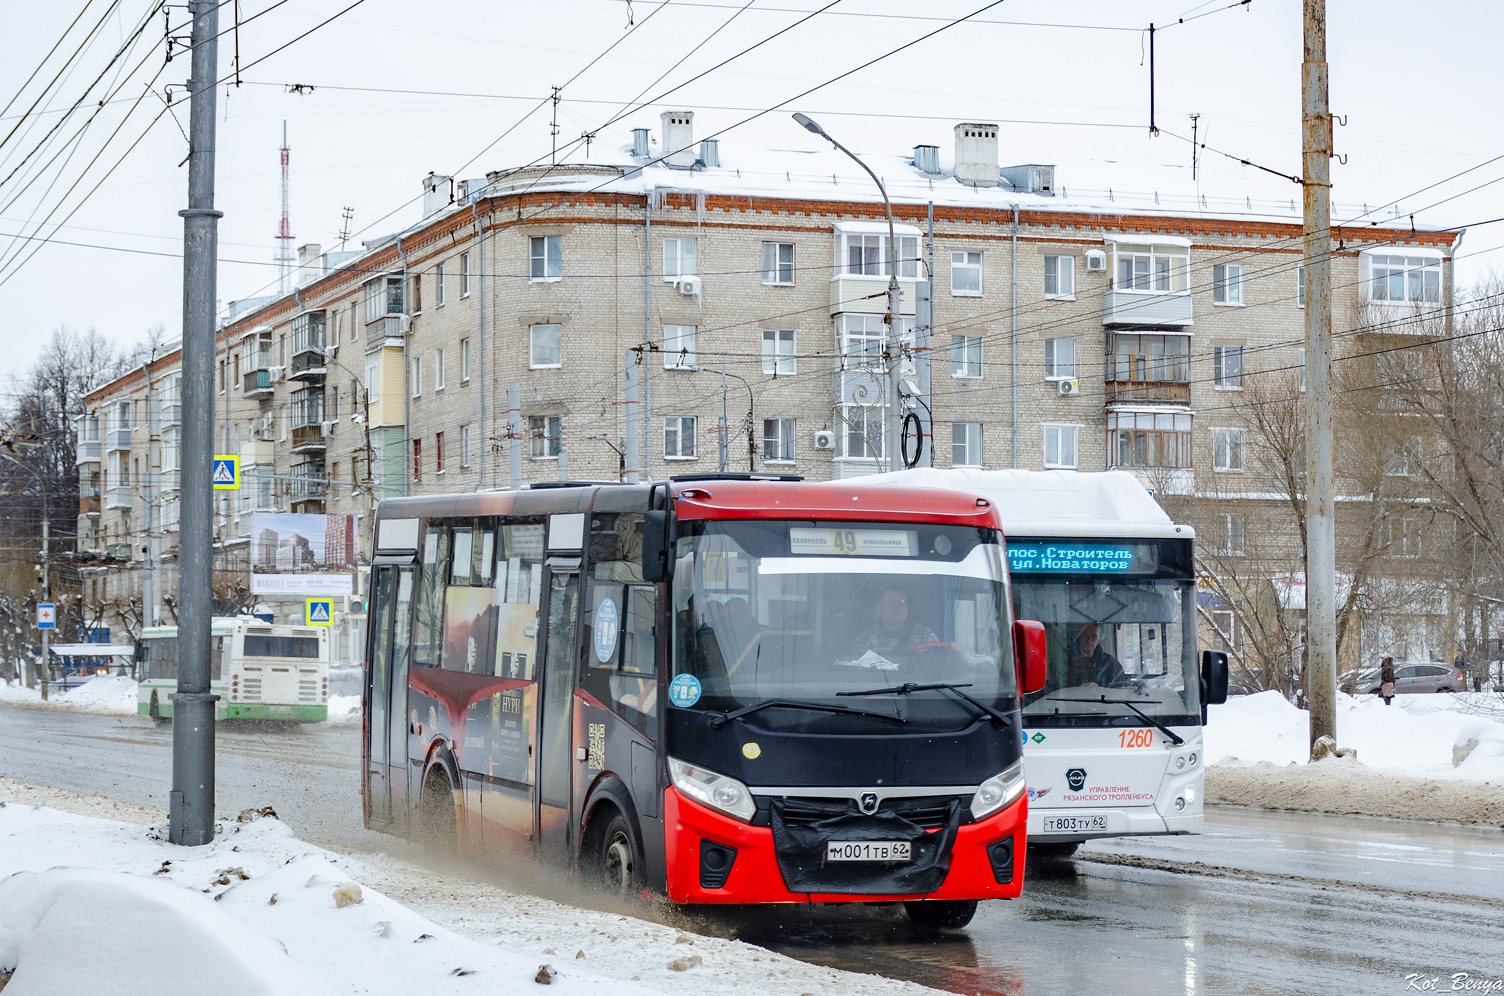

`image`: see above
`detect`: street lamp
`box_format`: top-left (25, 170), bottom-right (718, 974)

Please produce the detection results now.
top-left (794, 113), bottom-right (904, 471)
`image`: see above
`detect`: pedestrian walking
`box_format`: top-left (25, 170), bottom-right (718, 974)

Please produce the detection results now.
top-left (1379, 656), bottom-right (1396, 705)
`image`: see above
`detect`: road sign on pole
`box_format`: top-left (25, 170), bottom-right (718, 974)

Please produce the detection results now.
top-left (36, 603), bottom-right (55, 629)
top-left (305, 598), bottom-right (334, 626)
top-left (212, 455), bottom-right (239, 490)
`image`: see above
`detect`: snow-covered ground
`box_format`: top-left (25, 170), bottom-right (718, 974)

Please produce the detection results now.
top-left (1204, 691), bottom-right (1504, 824)
top-left (0, 675), bottom-right (137, 716)
top-left (0, 779), bottom-right (936, 996)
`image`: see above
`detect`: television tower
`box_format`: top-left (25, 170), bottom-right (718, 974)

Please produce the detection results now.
top-left (275, 120), bottom-right (294, 294)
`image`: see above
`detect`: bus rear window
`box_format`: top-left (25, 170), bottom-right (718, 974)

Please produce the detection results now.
top-left (244, 635), bottom-right (321, 659)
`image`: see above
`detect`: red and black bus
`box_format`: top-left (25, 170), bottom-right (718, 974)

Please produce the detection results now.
top-left (362, 477), bottom-right (1045, 927)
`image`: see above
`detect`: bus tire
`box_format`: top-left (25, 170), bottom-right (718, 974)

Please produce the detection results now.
top-left (589, 809), bottom-right (640, 899)
top-left (904, 899), bottom-right (977, 930)
top-left (1027, 841), bottom-right (1081, 862)
top-left (417, 767), bottom-right (457, 854)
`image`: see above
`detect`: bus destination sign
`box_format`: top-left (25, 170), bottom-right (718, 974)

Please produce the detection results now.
top-left (1008, 541), bottom-right (1157, 574)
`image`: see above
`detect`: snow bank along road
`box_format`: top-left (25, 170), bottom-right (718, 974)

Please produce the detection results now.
top-left (3, 710), bottom-right (1503, 994)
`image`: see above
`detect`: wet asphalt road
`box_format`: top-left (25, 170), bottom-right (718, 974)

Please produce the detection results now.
top-left (2, 707), bottom-right (1501, 995)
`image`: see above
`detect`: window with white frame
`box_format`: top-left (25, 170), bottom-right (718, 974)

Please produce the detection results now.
top-left (1298, 347), bottom-right (1306, 391)
top-left (1213, 263), bottom-right (1244, 305)
top-left (530, 235), bottom-right (562, 281)
top-left (951, 251), bottom-right (982, 295)
top-left (1217, 513), bottom-right (1246, 556)
top-left (460, 338), bottom-right (470, 381)
top-left (762, 329), bottom-right (795, 375)
top-left (1214, 344), bottom-right (1244, 389)
top-left (838, 313), bottom-right (886, 366)
top-left (365, 357), bottom-right (380, 401)
top-left (530, 324), bottom-right (562, 369)
top-left (461, 425), bottom-right (471, 468)
top-left (435, 348), bottom-right (446, 389)
top-left (364, 275), bottom-right (404, 321)
top-left (664, 416), bottom-right (696, 458)
top-left (663, 237), bottom-right (697, 280)
top-left (410, 357), bottom-right (422, 397)
top-left (1113, 243), bottom-right (1188, 292)
top-left (763, 417), bottom-right (795, 462)
top-left (951, 335), bottom-right (982, 378)
top-left (1044, 337), bottom-right (1077, 380)
top-left (460, 252), bottom-right (471, 296)
top-left (1044, 255), bottom-right (1075, 298)
top-left (1112, 332), bottom-right (1189, 383)
top-left (1043, 424), bottom-right (1078, 469)
top-left (837, 229), bottom-right (920, 278)
top-left (838, 405), bottom-right (883, 460)
top-left (435, 262), bottom-right (446, 306)
top-left (1364, 254), bottom-right (1441, 304)
top-left (663, 325), bottom-right (696, 369)
top-left (1385, 515), bottom-right (1421, 557)
top-left (529, 415), bottom-right (561, 459)
top-left (951, 422), bottom-right (982, 467)
top-left (1212, 428), bottom-right (1245, 472)
top-left (1384, 435), bottom-right (1423, 477)
top-left (762, 242), bottom-right (794, 284)
top-left (1210, 609), bottom-right (1237, 651)
top-left (1108, 411), bottom-right (1192, 468)
top-left (1297, 264), bottom-right (1306, 308)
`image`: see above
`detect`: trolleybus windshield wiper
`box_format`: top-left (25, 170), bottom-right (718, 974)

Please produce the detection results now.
top-left (836, 682), bottom-right (1012, 728)
top-left (1048, 694), bottom-right (1185, 746)
top-left (708, 699), bottom-right (909, 728)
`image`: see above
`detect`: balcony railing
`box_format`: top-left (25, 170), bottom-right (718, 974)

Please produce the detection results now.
top-left (290, 348), bottom-right (326, 380)
top-left (105, 542), bottom-right (131, 560)
top-left (291, 423), bottom-right (326, 453)
top-left (243, 368), bottom-right (273, 397)
top-left (75, 440), bottom-right (101, 465)
top-left (1102, 289), bottom-right (1193, 327)
top-left (105, 427), bottom-right (132, 451)
top-left (364, 314), bottom-right (404, 349)
top-left (160, 403), bottom-right (182, 427)
top-left (1105, 380), bottom-right (1192, 405)
top-left (79, 494), bottom-right (100, 516)
top-left (105, 485), bottom-right (131, 509)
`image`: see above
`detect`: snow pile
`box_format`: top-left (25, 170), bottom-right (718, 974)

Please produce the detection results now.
top-left (0, 675), bottom-right (137, 716)
top-left (323, 694), bottom-right (361, 725)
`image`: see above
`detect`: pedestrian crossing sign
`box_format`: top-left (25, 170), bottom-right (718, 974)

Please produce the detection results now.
top-left (305, 598), bottom-right (334, 626)
top-left (212, 455), bottom-right (239, 490)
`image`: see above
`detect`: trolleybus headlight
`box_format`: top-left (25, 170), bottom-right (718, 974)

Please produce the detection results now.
top-left (970, 759), bottom-right (1025, 820)
top-left (668, 757), bottom-right (756, 823)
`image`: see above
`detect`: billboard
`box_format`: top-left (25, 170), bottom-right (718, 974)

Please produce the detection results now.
top-left (250, 513), bottom-right (356, 595)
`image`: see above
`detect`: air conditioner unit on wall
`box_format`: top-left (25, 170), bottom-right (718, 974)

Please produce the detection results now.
top-left (676, 275), bottom-right (702, 297)
top-left (812, 429), bottom-right (836, 451)
top-left (1057, 379), bottom-right (1080, 396)
top-left (1085, 249), bottom-right (1106, 272)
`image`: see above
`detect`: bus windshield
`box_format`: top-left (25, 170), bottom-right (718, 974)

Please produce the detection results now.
top-left (671, 520), bottom-right (1014, 733)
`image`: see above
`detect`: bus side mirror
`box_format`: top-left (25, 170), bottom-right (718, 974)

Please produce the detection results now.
top-left (1014, 620), bottom-right (1047, 695)
top-left (1201, 650), bottom-right (1229, 706)
top-left (642, 509), bottom-right (674, 583)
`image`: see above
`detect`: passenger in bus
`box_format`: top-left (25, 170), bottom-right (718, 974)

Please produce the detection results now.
top-left (854, 587), bottom-right (939, 654)
top-left (1067, 623), bottom-right (1127, 688)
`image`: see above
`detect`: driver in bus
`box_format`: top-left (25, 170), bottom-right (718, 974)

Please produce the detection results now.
top-left (1068, 622), bottom-right (1127, 688)
top-left (854, 586), bottom-right (939, 654)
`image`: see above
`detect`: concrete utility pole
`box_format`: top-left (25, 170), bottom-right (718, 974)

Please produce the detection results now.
top-left (172, 0), bottom-right (222, 846)
top-left (39, 517), bottom-right (49, 701)
top-left (1302, 0), bottom-right (1338, 753)
top-left (623, 350), bottom-right (640, 484)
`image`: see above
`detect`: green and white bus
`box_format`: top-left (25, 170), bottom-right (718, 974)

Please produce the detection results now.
top-left (138, 616), bottom-right (330, 723)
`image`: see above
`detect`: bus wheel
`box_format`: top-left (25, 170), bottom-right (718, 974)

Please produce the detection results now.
top-left (1028, 841), bottom-right (1081, 862)
top-left (904, 900), bottom-right (978, 930)
top-left (417, 769), bottom-right (457, 854)
top-left (591, 811), bottom-right (639, 898)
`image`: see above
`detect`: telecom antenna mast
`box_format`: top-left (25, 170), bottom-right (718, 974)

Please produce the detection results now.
top-left (275, 120), bottom-right (294, 293)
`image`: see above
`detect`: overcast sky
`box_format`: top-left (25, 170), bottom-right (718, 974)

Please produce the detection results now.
top-left (3, 0), bottom-right (1500, 386)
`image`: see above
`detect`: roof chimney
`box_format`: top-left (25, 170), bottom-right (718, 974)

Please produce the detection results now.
top-left (631, 128), bottom-right (651, 158)
top-left (953, 124), bottom-right (998, 187)
top-left (698, 138), bottom-right (720, 169)
top-left (660, 110), bottom-right (696, 168)
top-left (913, 145), bottom-right (940, 175)
top-left (421, 173), bottom-right (452, 218)
top-left (295, 243), bottom-right (323, 288)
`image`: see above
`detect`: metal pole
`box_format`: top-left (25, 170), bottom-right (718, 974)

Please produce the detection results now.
top-left (624, 350), bottom-right (640, 483)
top-left (916, 201), bottom-right (933, 467)
top-left (1010, 204), bottom-right (1020, 468)
top-left (172, 0), bottom-right (222, 846)
top-left (1302, 0), bottom-right (1337, 753)
top-left (719, 364), bottom-right (729, 473)
top-left (643, 193), bottom-right (654, 482)
top-left (39, 516), bottom-right (48, 701)
top-left (471, 201), bottom-right (486, 490)
top-left (507, 382), bottom-right (522, 489)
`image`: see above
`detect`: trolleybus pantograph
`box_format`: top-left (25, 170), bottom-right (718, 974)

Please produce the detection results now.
top-left (361, 478), bottom-right (1048, 928)
top-left (870, 469), bottom-right (1229, 860)
top-left (137, 616), bottom-right (330, 723)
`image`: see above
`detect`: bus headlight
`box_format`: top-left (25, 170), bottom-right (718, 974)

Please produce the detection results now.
top-left (970, 759), bottom-right (1025, 820)
top-left (668, 757), bottom-right (756, 823)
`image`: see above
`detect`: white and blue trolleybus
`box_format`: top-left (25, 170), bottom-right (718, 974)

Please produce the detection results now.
top-left (871, 469), bottom-right (1228, 858)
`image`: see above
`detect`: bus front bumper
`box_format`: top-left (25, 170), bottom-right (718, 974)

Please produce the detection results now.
top-left (664, 788), bottom-right (1027, 905)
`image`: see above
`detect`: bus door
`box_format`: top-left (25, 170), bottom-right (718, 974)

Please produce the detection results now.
top-left (535, 558), bottom-right (580, 865)
top-left (365, 564), bottom-right (415, 831)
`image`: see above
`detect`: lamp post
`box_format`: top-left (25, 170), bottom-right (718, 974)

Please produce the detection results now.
top-left (793, 113), bottom-right (904, 472)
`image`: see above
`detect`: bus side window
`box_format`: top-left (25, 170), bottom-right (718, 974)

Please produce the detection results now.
top-left (582, 582), bottom-right (659, 740)
top-left (412, 524), bottom-right (450, 668)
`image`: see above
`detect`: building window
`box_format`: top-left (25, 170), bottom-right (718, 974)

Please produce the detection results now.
top-left (762, 242), bottom-right (794, 284)
top-left (763, 418), bottom-right (795, 462)
top-left (1384, 436), bottom-right (1423, 477)
top-left (1044, 338), bottom-right (1076, 380)
top-left (1114, 244), bottom-right (1188, 292)
top-left (663, 237), bottom-right (697, 280)
top-left (951, 251), bottom-right (982, 295)
top-left (838, 405), bottom-right (883, 460)
top-left (1213, 263), bottom-right (1244, 305)
top-left (460, 425), bottom-right (472, 468)
top-left (435, 348), bottom-right (446, 390)
top-left (664, 416), bottom-right (696, 459)
top-left (762, 329), bottom-right (795, 375)
top-left (460, 338), bottom-right (470, 381)
top-left (435, 431), bottom-right (445, 474)
top-left (529, 415), bottom-right (561, 459)
top-left (1217, 513), bottom-right (1246, 556)
top-left (1212, 428), bottom-right (1245, 472)
top-left (951, 422), bottom-right (982, 467)
top-left (1385, 515), bottom-right (1421, 557)
top-left (663, 325), bottom-right (696, 369)
top-left (411, 357), bottom-right (422, 397)
top-left (364, 274), bottom-right (404, 321)
top-left (1112, 333), bottom-right (1189, 383)
top-left (530, 235), bottom-right (562, 281)
top-left (409, 273), bottom-right (422, 314)
top-left (1043, 424), bottom-right (1078, 469)
top-left (1365, 254), bottom-right (1441, 304)
top-left (951, 335), bottom-right (982, 378)
top-left (460, 252), bottom-right (471, 296)
top-left (1213, 344), bottom-right (1244, 389)
top-left (412, 438), bottom-right (422, 482)
top-left (838, 313), bottom-right (887, 366)
top-left (838, 230), bottom-right (919, 278)
top-left (1299, 347), bottom-right (1306, 391)
top-left (530, 324), bottom-right (562, 369)
top-left (218, 360), bottom-right (225, 393)
top-left (365, 358), bottom-right (380, 401)
top-left (1044, 255), bottom-right (1075, 298)
top-left (1108, 412), bottom-right (1192, 469)
top-left (1297, 264), bottom-right (1306, 308)
top-left (435, 262), bottom-right (445, 306)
